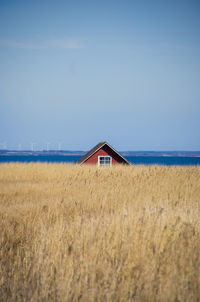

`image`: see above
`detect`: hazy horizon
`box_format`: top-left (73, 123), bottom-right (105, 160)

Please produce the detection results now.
top-left (1, 147), bottom-right (200, 152)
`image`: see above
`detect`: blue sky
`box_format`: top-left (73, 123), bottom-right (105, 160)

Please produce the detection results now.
top-left (0, 0), bottom-right (200, 151)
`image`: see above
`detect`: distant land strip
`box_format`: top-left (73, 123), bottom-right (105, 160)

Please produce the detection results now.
top-left (0, 150), bottom-right (200, 157)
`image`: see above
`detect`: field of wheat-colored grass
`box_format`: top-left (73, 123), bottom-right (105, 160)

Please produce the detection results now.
top-left (0, 163), bottom-right (200, 302)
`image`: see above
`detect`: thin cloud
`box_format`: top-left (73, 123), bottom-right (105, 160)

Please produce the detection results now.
top-left (160, 42), bottom-right (185, 49)
top-left (0, 40), bottom-right (41, 49)
top-left (55, 39), bottom-right (82, 49)
top-left (0, 37), bottom-right (83, 50)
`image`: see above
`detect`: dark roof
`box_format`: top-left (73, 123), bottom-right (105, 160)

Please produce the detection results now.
top-left (77, 141), bottom-right (130, 164)
top-left (77, 142), bottom-right (106, 164)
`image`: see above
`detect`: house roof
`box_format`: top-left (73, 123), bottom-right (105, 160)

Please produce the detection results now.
top-left (77, 141), bottom-right (130, 165)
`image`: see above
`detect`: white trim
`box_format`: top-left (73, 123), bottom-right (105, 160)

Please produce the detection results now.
top-left (105, 142), bottom-right (130, 164)
top-left (98, 155), bottom-right (112, 167)
top-left (80, 142), bottom-right (130, 165)
top-left (81, 143), bottom-right (107, 163)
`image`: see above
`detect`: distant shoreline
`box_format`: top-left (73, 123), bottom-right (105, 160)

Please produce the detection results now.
top-left (0, 150), bottom-right (200, 157)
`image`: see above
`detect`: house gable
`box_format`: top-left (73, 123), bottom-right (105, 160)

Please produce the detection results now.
top-left (77, 142), bottom-right (130, 165)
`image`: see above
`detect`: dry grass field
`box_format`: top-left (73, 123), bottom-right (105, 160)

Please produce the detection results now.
top-left (0, 163), bottom-right (200, 302)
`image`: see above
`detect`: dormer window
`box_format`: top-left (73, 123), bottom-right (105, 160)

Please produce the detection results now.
top-left (98, 156), bottom-right (112, 166)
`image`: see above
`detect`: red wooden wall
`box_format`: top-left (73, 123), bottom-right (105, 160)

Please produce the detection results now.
top-left (84, 145), bottom-right (127, 165)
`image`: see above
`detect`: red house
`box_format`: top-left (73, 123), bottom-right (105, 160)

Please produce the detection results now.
top-left (77, 142), bottom-right (130, 166)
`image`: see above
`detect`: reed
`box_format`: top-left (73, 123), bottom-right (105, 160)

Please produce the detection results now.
top-left (0, 163), bottom-right (200, 301)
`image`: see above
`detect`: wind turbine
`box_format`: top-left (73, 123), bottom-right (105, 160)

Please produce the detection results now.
top-left (46, 142), bottom-right (51, 151)
top-left (30, 142), bottom-right (36, 151)
top-left (18, 143), bottom-right (22, 151)
top-left (58, 142), bottom-right (62, 151)
top-left (0, 141), bottom-right (7, 150)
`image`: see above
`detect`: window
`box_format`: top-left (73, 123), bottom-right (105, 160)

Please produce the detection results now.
top-left (98, 156), bottom-right (112, 166)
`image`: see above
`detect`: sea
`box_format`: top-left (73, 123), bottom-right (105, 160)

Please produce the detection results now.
top-left (0, 155), bottom-right (200, 166)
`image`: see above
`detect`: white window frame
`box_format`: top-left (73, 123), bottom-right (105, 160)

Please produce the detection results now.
top-left (98, 156), bottom-right (112, 167)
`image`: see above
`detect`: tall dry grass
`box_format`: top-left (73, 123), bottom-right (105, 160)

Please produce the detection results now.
top-left (0, 163), bottom-right (200, 302)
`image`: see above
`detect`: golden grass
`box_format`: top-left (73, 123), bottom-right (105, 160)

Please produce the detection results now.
top-left (0, 163), bottom-right (200, 302)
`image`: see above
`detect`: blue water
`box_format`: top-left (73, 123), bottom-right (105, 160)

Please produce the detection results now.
top-left (126, 156), bottom-right (200, 166)
top-left (0, 155), bottom-right (81, 164)
top-left (0, 155), bottom-right (200, 165)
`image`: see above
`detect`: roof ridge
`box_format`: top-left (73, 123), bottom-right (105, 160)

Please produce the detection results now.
top-left (77, 141), bottom-right (130, 165)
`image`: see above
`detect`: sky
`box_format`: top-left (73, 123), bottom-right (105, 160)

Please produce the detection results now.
top-left (0, 0), bottom-right (200, 151)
